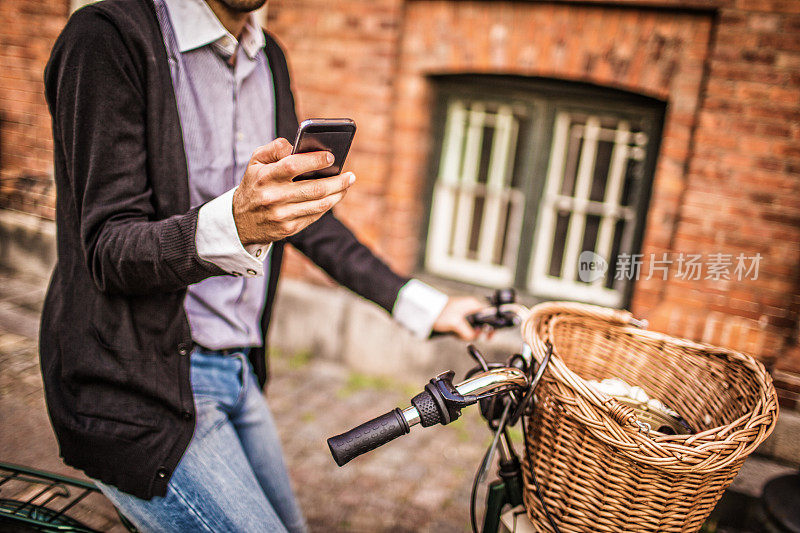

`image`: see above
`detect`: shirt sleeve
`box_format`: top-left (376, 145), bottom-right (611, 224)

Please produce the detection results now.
top-left (392, 279), bottom-right (449, 338)
top-left (195, 187), bottom-right (270, 277)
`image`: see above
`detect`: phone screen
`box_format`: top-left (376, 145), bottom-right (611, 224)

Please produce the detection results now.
top-left (292, 120), bottom-right (356, 181)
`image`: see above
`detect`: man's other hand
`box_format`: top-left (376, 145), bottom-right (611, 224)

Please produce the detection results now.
top-left (432, 296), bottom-right (485, 341)
top-left (233, 138), bottom-right (355, 245)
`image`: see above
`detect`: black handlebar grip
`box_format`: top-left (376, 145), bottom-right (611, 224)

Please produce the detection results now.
top-left (327, 408), bottom-right (410, 466)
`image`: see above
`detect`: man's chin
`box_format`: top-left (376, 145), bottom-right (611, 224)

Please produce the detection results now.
top-left (218, 0), bottom-right (267, 13)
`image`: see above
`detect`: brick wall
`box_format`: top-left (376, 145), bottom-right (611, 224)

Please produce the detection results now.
top-left (663, 0), bottom-right (800, 361)
top-left (0, 0), bottom-right (66, 219)
top-left (265, 0), bottom-right (406, 284)
top-left (0, 0), bottom-right (798, 386)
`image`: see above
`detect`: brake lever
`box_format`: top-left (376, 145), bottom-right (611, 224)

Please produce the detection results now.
top-left (433, 371), bottom-right (480, 407)
top-left (466, 309), bottom-right (519, 330)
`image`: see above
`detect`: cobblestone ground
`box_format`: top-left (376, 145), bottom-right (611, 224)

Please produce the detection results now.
top-left (0, 269), bottom-right (491, 532)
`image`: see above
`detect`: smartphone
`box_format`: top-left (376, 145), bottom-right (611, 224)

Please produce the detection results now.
top-left (291, 118), bottom-right (356, 181)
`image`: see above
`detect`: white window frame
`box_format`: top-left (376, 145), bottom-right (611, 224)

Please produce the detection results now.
top-left (425, 100), bottom-right (525, 287)
top-left (527, 111), bottom-right (647, 307)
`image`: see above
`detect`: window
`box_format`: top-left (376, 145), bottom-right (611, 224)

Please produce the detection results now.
top-left (425, 101), bottom-right (526, 287)
top-left (423, 77), bottom-right (664, 308)
top-left (529, 112), bottom-right (649, 307)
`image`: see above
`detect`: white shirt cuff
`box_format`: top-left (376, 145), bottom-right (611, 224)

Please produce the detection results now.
top-left (392, 279), bottom-right (449, 338)
top-left (196, 187), bottom-right (270, 277)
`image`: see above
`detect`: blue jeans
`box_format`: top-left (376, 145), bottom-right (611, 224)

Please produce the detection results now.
top-left (95, 348), bottom-right (307, 533)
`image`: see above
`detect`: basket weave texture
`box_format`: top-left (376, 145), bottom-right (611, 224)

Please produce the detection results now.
top-left (520, 302), bottom-right (779, 533)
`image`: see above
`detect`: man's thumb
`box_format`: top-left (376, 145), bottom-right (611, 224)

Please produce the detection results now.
top-left (251, 138), bottom-right (293, 165)
top-left (453, 319), bottom-right (478, 341)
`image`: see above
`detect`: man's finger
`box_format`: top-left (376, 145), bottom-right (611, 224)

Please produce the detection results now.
top-left (272, 151), bottom-right (334, 181)
top-left (274, 189), bottom-right (347, 221)
top-left (289, 172), bottom-right (355, 203)
top-left (251, 138), bottom-right (293, 165)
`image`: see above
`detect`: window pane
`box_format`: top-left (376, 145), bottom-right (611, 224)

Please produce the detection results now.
top-left (509, 117), bottom-right (529, 190)
top-left (477, 125), bottom-right (494, 185)
top-left (607, 218), bottom-right (627, 290)
top-left (582, 214), bottom-right (602, 258)
top-left (560, 126), bottom-right (583, 198)
top-left (548, 210), bottom-right (570, 278)
top-left (589, 139), bottom-right (613, 202)
top-left (498, 202), bottom-right (514, 265)
top-left (468, 195), bottom-right (485, 257)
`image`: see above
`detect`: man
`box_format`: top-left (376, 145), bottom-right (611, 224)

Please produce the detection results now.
top-left (41, 0), bottom-right (483, 530)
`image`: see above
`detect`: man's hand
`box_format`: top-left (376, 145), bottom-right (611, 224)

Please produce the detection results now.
top-left (233, 138), bottom-right (355, 245)
top-left (432, 296), bottom-right (486, 341)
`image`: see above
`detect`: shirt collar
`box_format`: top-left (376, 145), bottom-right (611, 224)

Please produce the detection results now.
top-left (162, 0), bottom-right (266, 60)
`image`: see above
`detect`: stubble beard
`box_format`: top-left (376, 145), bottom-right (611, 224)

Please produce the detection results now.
top-left (217, 0), bottom-right (266, 13)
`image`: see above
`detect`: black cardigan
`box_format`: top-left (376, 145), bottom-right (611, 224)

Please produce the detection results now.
top-left (41, 0), bottom-right (406, 499)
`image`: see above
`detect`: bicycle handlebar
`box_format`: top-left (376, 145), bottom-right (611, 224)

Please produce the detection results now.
top-left (466, 303), bottom-right (530, 330)
top-left (328, 290), bottom-right (532, 466)
top-left (327, 368), bottom-right (528, 466)
top-left (328, 408), bottom-right (410, 466)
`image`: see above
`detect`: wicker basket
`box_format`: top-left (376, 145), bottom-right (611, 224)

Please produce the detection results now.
top-left (520, 302), bottom-right (779, 533)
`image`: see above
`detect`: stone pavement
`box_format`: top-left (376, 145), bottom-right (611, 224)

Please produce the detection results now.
top-left (0, 268), bottom-right (795, 532)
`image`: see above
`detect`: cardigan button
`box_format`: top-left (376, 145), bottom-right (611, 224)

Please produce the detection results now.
top-left (156, 467), bottom-right (169, 479)
top-left (182, 410), bottom-right (192, 421)
top-left (178, 343), bottom-right (190, 356)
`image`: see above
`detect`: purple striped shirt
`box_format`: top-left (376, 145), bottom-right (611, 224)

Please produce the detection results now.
top-left (154, 0), bottom-right (274, 349)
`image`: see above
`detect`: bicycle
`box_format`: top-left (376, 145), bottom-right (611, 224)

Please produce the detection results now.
top-left (0, 462), bottom-right (138, 532)
top-left (326, 288), bottom-right (555, 533)
top-left (326, 287), bottom-right (775, 533)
